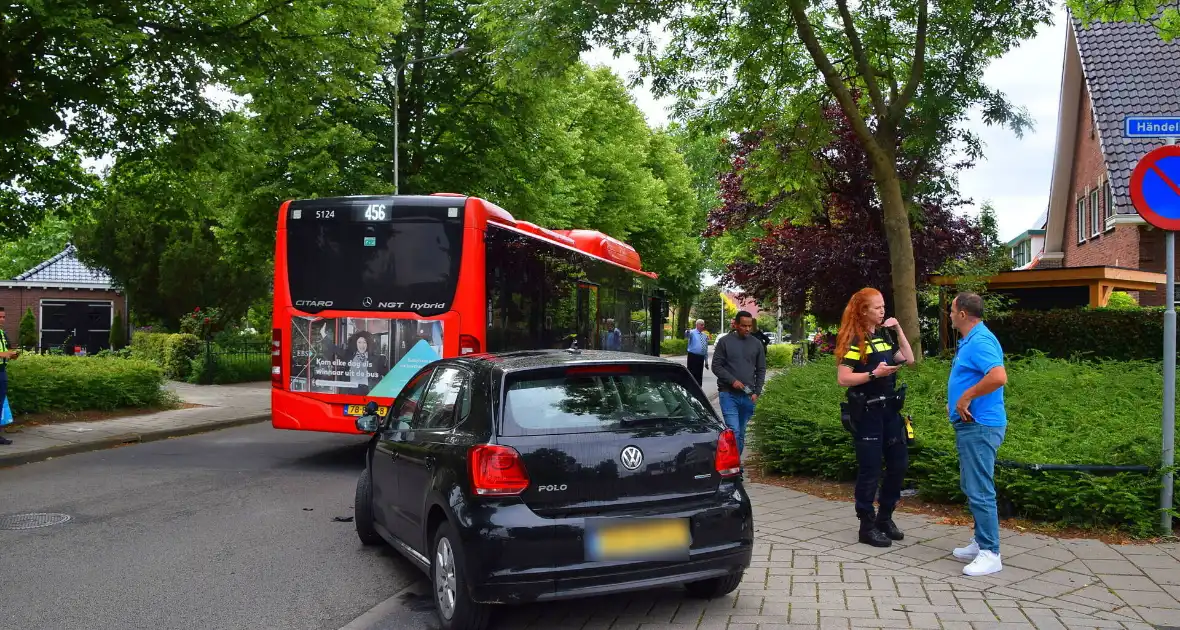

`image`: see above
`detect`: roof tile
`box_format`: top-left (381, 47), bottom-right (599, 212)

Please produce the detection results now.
top-left (13, 245), bottom-right (112, 286)
top-left (1073, 11), bottom-right (1180, 214)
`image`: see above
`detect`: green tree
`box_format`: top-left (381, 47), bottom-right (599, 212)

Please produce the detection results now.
top-left (109, 310), bottom-right (127, 351)
top-left (19, 308), bottom-right (37, 349)
top-left (72, 122), bottom-right (270, 328)
top-left (484, 0), bottom-right (1053, 361)
top-left (2, 0), bottom-right (401, 238)
top-left (0, 213), bottom-right (72, 279)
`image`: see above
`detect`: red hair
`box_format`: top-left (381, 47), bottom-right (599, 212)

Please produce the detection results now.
top-left (835, 288), bottom-right (882, 365)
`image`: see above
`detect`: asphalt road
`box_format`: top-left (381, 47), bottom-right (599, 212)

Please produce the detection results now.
top-left (0, 423), bottom-right (420, 630)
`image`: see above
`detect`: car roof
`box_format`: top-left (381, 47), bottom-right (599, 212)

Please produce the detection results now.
top-left (438, 349), bottom-right (679, 374)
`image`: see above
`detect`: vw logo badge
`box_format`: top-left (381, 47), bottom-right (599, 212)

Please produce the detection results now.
top-left (620, 445), bottom-right (644, 471)
top-left (362, 297), bottom-right (373, 307)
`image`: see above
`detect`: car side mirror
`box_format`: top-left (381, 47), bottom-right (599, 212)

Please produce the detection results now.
top-left (356, 401), bottom-right (382, 433)
top-left (355, 415), bottom-right (380, 433)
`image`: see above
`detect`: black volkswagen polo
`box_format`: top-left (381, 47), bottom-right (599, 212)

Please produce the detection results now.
top-left (352, 349), bottom-right (753, 630)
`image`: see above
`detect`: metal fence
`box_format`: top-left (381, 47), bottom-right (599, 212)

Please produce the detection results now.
top-left (203, 340), bottom-right (271, 384)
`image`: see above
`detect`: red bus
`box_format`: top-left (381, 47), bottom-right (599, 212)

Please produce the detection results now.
top-left (270, 194), bottom-right (668, 434)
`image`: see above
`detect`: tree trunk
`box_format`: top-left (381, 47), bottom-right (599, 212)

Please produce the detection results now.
top-left (871, 158), bottom-right (924, 361)
top-left (676, 295), bottom-right (692, 338)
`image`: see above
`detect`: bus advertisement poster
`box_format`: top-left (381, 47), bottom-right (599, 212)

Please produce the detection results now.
top-left (288, 316), bottom-right (443, 396)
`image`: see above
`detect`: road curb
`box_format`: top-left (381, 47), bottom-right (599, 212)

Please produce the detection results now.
top-left (0, 413), bottom-right (270, 469)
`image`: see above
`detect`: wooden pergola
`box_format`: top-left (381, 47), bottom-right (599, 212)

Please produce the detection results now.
top-left (928, 266), bottom-right (1166, 353)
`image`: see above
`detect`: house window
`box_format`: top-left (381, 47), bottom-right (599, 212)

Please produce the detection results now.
top-left (1011, 240), bottom-right (1032, 267)
top-left (1076, 197), bottom-right (1086, 243)
top-left (1104, 179), bottom-right (1113, 228)
top-left (1090, 188), bottom-right (1101, 237)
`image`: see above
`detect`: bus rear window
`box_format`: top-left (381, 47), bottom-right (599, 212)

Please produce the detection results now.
top-left (500, 368), bottom-right (714, 436)
top-left (285, 203), bottom-right (463, 315)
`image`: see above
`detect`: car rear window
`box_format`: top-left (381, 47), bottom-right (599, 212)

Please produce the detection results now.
top-left (500, 367), bottom-right (715, 436)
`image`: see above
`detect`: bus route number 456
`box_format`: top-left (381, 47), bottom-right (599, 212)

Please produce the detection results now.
top-left (364, 204), bottom-right (387, 221)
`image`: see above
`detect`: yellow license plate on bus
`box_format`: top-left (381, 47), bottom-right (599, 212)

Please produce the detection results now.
top-left (585, 518), bottom-right (691, 562)
top-left (345, 405), bottom-right (389, 417)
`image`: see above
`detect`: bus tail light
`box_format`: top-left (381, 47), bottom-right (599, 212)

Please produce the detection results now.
top-left (459, 334), bottom-right (481, 355)
top-left (271, 328), bottom-right (284, 389)
top-left (469, 445), bottom-right (529, 496)
top-left (715, 429), bottom-right (742, 477)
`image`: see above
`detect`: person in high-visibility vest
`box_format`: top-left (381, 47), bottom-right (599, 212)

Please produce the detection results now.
top-left (835, 288), bottom-right (915, 547)
top-left (0, 306), bottom-right (23, 445)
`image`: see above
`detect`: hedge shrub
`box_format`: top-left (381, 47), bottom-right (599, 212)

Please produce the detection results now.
top-left (660, 338), bottom-right (688, 355)
top-left (989, 307), bottom-right (1174, 362)
top-left (131, 332), bottom-right (202, 380)
top-left (766, 343), bottom-right (799, 368)
top-left (130, 332), bottom-right (171, 364)
top-left (5, 354), bottom-right (167, 414)
top-left (751, 355), bottom-right (1178, 537)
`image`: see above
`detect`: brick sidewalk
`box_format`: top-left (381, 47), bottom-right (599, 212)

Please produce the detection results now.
top-left (492, 483), bottom-right (1180, 629)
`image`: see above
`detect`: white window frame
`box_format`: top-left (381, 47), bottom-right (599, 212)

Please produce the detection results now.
top-left (1076, 196), bottom-right (1087, 243)
top-left (1090, 187), bottom-right (1101, 238)
top-left (1103, 178), bottom-right (1115, 232)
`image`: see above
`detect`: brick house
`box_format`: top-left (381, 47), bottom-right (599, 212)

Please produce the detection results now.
top-left (1038, 10), bottom-right (1180, 305)
top-left (0, 245), bottom-right (130, 354)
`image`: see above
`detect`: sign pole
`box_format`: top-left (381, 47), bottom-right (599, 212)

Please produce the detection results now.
top-left (1163, 137), bottom-right (1178, 535)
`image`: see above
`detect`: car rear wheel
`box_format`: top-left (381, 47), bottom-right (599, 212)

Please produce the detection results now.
top-left (354, 468), bottom-right (382, 546)
top-left (684, 571), bottom-right (743, 599)
top-left (431, 522), bottom-right (490, 630)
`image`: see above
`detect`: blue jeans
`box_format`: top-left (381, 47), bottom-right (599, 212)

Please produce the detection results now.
top-left (954, 421), bottom-right (1006, 554)
top-left (718, 391), bottom-right (755, 454)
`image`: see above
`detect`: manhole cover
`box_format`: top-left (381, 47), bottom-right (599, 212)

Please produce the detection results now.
top-left (0, 513), bottom-right (72, 530)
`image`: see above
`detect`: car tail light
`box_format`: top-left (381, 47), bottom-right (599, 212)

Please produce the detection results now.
top-left (459, 334), bottom-right (481, 355)
top-left (469, 444), bottom-right (529, 496)
top-left (715, 429), bottom-right (741, 477)
top-left (271, 328), bottom-right (283, 389)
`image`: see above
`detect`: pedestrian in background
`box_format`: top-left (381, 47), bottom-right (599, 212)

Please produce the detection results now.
top-left (685, 319), bottom-right (710, 385)
top-left (835, 288), bottom-right (914, 547)
top-left (712, 310), bottom-right (765, 454)
top-left (946, 292), bottom-right (1008, 577)
top-left (0, 307), bottom-right (22, 445)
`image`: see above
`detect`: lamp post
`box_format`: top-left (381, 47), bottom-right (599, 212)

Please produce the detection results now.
top-left (392, 45), bottom-right (470, 195)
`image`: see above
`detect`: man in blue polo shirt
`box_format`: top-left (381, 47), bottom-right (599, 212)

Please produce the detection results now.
top-left (946, 292), bottom-right (1008, 577)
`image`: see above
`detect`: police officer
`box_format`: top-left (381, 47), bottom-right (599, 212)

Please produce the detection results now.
top-left (835, 288), bottom-right (915, 547)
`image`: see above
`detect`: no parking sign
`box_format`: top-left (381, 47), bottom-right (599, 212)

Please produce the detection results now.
top-left (1130, 144), bottom-right (1180, 230)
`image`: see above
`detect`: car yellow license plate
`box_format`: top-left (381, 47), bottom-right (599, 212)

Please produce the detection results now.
top-left (345, 404), bottom-right (388, 417)
top-left (585, 517), bottom-right (691, 562)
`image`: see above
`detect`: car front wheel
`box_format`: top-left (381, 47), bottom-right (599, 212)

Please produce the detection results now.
top-left (354, 468), bottom-right (382, 546)
top-left (431, 522), bottom-right (490, 630)
top-left (684, 571), bottom-right (744, 599)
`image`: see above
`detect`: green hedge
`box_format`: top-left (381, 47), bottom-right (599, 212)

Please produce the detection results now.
top-left (989, 307), bottom-right (1174, 362)
top-left (131, 332), bottom-right (201, 380)
top-left (661, 338), bottom-right (688, 355)
top-left (751, 355), bottom-right (1178, 537)
top-left (5, 354), bottom-right (167, 414)
top-left (767, 343), bottom-right (799, 368)
top-left (188, 352), bottom-right (270, 384)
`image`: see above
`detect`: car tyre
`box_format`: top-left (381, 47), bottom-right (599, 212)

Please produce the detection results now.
top-left (354, 468), bottom-right (383, 547)
top-left (431, 522), bottom-right (490, 630)
top-left (684, 571), bottom-right (744, 599)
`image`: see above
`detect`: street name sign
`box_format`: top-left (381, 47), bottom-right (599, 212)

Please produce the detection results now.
top-left (1125, 116), bottom-right (1180, 138)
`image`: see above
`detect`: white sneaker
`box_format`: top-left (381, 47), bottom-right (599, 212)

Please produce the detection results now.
top-left (963, 549), bottom-right (1003, 576)
top-left (952, 538), bottom-right (979, 560)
